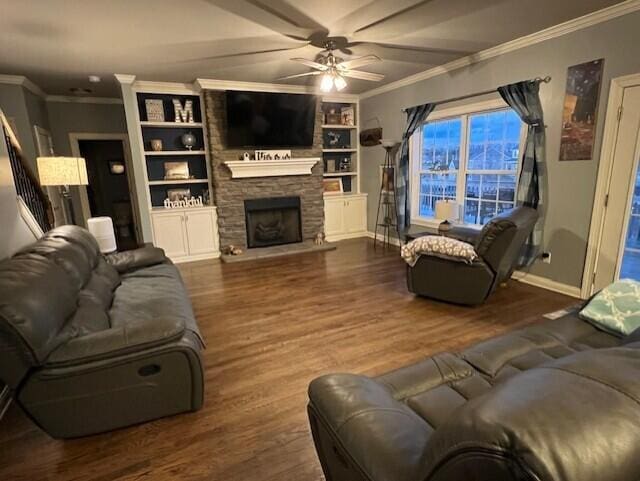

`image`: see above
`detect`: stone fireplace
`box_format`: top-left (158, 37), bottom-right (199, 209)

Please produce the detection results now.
top-left (204, 90), bottom-right (324, 250)
top-left (244, 196), bottom-right (302, 248)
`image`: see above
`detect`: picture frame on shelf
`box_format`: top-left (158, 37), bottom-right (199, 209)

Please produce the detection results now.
top-left (145, 99), bottom-right (165, 122)
top-left (167, 188), bottom-right (191, 202)
top-left (325, 108), bottom-right (341, 125)
top-left (341, 106), bottom-right (355, 126)
top-left (164, 161), bottom-right (189, 180)
top-left (326, 159), bottom-right (336, 173)
top-left (323, 178), bottom-right (343, 195)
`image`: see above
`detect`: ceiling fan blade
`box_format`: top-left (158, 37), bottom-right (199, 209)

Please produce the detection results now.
top-left (340, 70), bottom-right (385, 82)
top-left (181, 46), bottom-right (304, 63)
top-left (361, 42), bottom-right (470, 57)
top-left (277, 71), bottom-right (323, 80)
top-left (330, 0), bottom-right (429, 37)
top-left (290, 58), bottom-right (328, 71)
top-left (206, 0), bottom-right (325, 41)
top-left (337, 55), bottom-right (381, 71)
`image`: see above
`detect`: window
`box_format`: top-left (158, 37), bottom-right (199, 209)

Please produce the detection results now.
top-left (412, 103), bottom-right (524, 225)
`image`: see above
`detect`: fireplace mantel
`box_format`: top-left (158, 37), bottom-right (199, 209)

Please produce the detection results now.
top-left (224, 158), bottom-right (320, 179)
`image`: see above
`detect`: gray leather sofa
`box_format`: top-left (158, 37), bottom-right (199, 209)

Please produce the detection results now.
top-left (407, 207), bottom-right (538, 305)
top-left (308, 310), bottom-right (640, 481)
top-left (0, 225), bottom-right (204, 438)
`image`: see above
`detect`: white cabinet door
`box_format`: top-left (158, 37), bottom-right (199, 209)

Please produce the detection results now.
top-left (184, 210), bottom-right (218, 255)
top-left (324, 198), bottom-right (345, 237)
top-left (152, 212), bottom-right (188, 258)
top-left (344, 197), bottom-right (367, 233)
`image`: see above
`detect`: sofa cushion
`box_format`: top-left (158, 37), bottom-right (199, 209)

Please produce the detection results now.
top-left (112, 263), bottom-right (204, 343)
top-left (423, 347), bottom-right (640, 481)
top-left (579, 279), bottom-right (640, 336)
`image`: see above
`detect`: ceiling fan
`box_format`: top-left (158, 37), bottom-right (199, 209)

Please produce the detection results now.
top-left (278, 40), bottom-right (384, 92)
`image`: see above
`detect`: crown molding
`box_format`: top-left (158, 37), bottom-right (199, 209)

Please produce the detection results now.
top-left (196, 78), bottom-right (315, 95)
top-left (359, 0), bottom-right (640, 100)
top-left (0, 74), bottom-right (46, 98)
top-left (196, 78), bottom-right (359, 101)
top-left (45, 95), bottom-right (123, 105)
top-left (114, 74), bottom-right (136, 85)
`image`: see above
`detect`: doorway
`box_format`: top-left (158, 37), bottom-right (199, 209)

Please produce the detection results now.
top-left (584, 75), bottom-right (640, 295)
top-left (70, 135), bottom-right (140, 251)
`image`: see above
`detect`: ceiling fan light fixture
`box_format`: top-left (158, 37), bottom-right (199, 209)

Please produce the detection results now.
top-left (320, 73), bottom-right (334, 92)
top-left (334, 75), bottom-right (347, 91)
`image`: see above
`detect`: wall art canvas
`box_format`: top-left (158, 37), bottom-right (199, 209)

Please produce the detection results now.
top-left (559, 58), bottom-right (604, 161)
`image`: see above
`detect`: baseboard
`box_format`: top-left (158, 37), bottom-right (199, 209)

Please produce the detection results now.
top-left (325, 231), bottom-right (369, 242)
top-left (171, 251), bottom-right (221, 264)
top-left (365, 231), bottom-right (402, 247)
top-left (512, 271), bottom-right (582, 299)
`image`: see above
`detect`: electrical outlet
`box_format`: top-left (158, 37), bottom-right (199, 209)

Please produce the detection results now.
top-left (542, 252), bottom-right (551, 264)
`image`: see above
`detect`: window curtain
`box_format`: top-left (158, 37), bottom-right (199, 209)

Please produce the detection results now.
top-left (397, 103), bottom-right (436, 234)
top-left (497, 80), bottom-right (546, 267)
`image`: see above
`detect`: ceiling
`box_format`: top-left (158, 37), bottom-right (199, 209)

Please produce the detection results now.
top-left (0, 0), bottom-right (625, 97)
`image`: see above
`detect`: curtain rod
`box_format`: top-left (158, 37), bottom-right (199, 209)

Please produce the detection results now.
top-left (401, 76), bottom-right (551, 113)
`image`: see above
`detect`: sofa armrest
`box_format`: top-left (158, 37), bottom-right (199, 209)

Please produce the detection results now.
top-left (106, 246), bottom-right (167, 273)
top-left (423, 347), bottom-right (640, 481)
top-left (45, 317), bottom-right (185, 366)
top-left (309, 374), bottom-right (433, 481)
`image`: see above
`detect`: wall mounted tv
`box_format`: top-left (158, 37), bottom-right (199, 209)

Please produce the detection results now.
top-left (225, 91), bottom-right (317, 148)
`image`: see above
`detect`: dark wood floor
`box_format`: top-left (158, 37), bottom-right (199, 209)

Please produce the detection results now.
top-left (0, 238), bottom-right (575, 480)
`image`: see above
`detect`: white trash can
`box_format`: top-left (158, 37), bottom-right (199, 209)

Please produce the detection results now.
top-left (87, 216), bottom-right (117, 253)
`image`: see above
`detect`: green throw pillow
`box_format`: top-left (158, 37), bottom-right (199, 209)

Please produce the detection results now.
top-left (579, 279), bottom-right (640, 336)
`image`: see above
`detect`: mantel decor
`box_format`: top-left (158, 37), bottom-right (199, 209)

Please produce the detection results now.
top-left (225, 158), bottom-right (320, 178)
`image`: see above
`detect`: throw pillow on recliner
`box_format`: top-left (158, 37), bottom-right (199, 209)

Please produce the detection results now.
top-left (401, 235), bottom-right (478, 267)
top-left (579, 279), bottom-right (640, 336)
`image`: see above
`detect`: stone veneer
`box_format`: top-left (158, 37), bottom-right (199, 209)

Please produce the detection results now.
top-left (204, 90), bottom-right (324, 249)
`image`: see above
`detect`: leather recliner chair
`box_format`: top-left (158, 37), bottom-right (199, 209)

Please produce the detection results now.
top-left (407, 206), bottom-right (539, 305)
top-left (0, 225), bottom-right (204, 438)
top-left (308, 309), bottom-right (640, 481)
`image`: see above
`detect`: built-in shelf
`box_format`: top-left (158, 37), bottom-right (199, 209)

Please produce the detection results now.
top-left (225, 158), bottom-right (320, 178)
top-left (322, 124), bottom-right (358, 129)
top-left (148, 179), bottom-right (209, 185)
top-left (323, 172), bottom-right (357, 177)
top-left (144, 150), bottom-right (206, 156)
top-left (141, 121), bottom-right (203, 128)
top-left (322, 148), bottom-right (357, 153)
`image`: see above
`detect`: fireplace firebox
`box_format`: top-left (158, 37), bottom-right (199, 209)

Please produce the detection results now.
top-left (244, 197), bottom-right (302, 248)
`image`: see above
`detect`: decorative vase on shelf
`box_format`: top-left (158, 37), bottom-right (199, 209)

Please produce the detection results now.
top-left (181, 132), bottom-right (196, 150)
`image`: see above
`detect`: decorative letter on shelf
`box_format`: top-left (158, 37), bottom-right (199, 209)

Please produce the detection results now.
top-left (173, 99), bottom-right (194, 123)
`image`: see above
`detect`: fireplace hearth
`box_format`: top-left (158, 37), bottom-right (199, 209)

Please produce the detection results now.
top-left (244, 197), bottom-right (302, 249)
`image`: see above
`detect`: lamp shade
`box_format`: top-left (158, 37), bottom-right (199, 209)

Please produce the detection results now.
top-left (435, 200), bottom-right (459, 221)
top-left (37, 157), bottom-right (88, 186)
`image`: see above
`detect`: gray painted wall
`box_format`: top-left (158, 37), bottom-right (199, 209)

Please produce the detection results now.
top-left (0, 84), bottom-right (39, 173)
top-left (360, 11), bottom-right (640, 289)
top-left (46, 101), bottom-right (126, 156)
top-left (0, 109), bottom-right (38, 260)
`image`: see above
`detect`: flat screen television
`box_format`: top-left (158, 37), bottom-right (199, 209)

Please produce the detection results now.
top-left (225, 91), bottom-right (316, 148)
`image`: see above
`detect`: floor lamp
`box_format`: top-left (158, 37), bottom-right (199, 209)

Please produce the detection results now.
top-left (374, 140), bottom-right (401, 249)
top-left (37, 156), bottom-right (88, 226)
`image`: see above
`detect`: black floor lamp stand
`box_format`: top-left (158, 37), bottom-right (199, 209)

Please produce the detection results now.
top-left (374, 143), bottom-right (402, 250)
